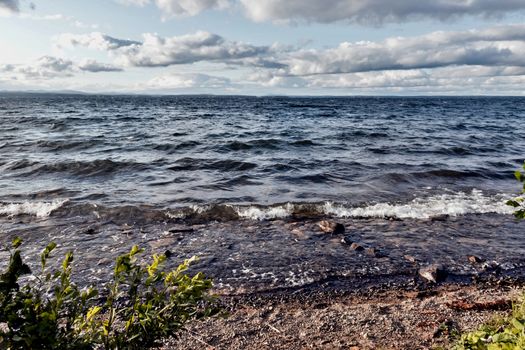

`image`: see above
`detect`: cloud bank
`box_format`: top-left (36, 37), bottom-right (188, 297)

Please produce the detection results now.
top-left (0, 0), bottom-right (19, 13)
top-left (117, 0), bottom-right (525, 24)
top-left (8, 23), bottom-right (525, 94)
top-left (118, 0), bottom-right (229, 17)
top-left (57, 31), bottom-right (272, 67)
top-left (284, 25), bottom-right (525, 76)
top-left (239, 0), bottom-right (525, 24)
top-left (0, 56), bottom-right (122, 80)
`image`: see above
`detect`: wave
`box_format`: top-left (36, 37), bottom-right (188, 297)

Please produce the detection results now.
top-left (3, 159), bottom-right (149, 177)
top-left (322, 190), bottom-right (513, 219)
top-left (0, 199), bottom-right (68, 218)
top-left (165, 190), bottom-right (514, 221)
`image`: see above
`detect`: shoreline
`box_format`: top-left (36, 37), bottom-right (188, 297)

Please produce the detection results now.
top-left (165, 280), bottom-right (525, 349)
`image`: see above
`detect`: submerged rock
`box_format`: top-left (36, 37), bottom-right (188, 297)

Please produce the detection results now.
top-left (318, 220), bottom-right (345, 235)
top-left (419, 264), bottom-right (447, 283)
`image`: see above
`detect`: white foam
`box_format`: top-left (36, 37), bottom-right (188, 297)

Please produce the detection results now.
top-left (323, 190), bottom-right (514, 219)
top-left (0, 199), bottom-right (68, 218)
top-left (235, 203), bottom-right (294, 220)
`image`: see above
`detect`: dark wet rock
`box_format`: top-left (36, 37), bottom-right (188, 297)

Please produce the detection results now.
top-left (318, 220), bottom-right (345, 234)
top-left (84, 227), bottom-right (96, 235)
top-left (418, 264), bottom-right (447, 283)
top-left (467, 255), bottom-right (485, 264)
top-left (97, 258), bottom-right (112, 266)
top-left (340, 236), bottom-right (353, 245)
top-left (365, 247), bottom-right (385, 258)
top-left (481, 261), bottom-right (501, 273)
top-left (169, 227), bottom-right (194, 234)
top-left (164, 250), bottom-right (173, 258)
top-left (430, 215), bottom-right (449, 222)
top-left (350, 243), bottom-right (364, 252)
top-left (404, 255), bottom-right (417, 263)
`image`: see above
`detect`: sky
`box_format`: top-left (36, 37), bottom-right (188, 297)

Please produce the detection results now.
top-left (1, 0), bottom-right (525, 95)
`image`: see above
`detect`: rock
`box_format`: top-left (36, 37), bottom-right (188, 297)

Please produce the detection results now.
top-left (404, 255), bottom-right (417, 263)
top-left (365, 247), bottom-right (385, 258)
top-left (481, 261), bottom-right (501, 273)
top-left (419, 264), bottom-right (447, 283)
top-left (164, 250), bottom-right (173, 258)
top-left (350, 243), bottom-right (364, 251)
top-left (430, 214), bottom-right (449, 222)
top-left (340, 236), bottom-right (353, 245)
top-left (83, 228), bottom-right (96, 235)
top-left (97, 258), bottom-right (112, 266)
top-left (467, 255), bottom-right (485, 264)
top-left (318, 220), bottom-right (345, 235)
top-left (169, 227), bottom-right (194, 234)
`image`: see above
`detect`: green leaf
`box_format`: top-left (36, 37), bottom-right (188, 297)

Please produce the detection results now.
top-left (12, 237), bottom-right (22, 249)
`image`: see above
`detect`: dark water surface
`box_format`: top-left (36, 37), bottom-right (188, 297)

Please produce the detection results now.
top-left (1, 94), bottom-right (524, 293)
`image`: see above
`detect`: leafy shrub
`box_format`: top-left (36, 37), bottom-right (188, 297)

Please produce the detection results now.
top-left (0, 238), bottom-right (220, 349)
top-left (506, 162), bottom-right (525, 219)
top-left (456, 164), bottom-right (525, 349)
top-left (455, 297), bottom-right (525, 350)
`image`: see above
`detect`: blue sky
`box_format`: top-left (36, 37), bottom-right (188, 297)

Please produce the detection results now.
top-left (1, 0), bottom-right (525, 95)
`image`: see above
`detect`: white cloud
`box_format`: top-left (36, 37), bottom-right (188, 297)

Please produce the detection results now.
top-left (155, 0), bottom-right (230, 17)
top-left (239, 0), bottom-right (525, 24)
top-left (282, 25), bottom-right (525, 76)
top-left (0, 56), bottom-right (122, 80)
top-left (147, 72), bottom-right (231, 89)
top-left (120, 31), bottom-right (269, 67)
top-left (77, 60), bottom-right (123, 72)
top-left (117, 0), bottom-right (229, 17)
top-left (58, 31), bottom-right (271, 67)
top-left (116, 0), bottom-right (525, 24)
top-left (54, 32), bottom-right (140, 51)
top-left (0, 0), bottom-right (19, 14)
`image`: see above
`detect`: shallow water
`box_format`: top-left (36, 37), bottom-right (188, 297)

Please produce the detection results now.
top-left (1, 94), bottom-right (525, 293)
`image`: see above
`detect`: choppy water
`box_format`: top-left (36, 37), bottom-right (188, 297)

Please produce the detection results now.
top-left (1, 94), bottom-right (525, 293)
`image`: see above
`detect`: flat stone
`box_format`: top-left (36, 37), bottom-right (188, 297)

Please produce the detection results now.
top-left (318, 220), bottom-right (345, 235)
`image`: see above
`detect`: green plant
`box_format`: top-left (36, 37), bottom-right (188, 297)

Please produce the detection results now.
top-left (454, 296), bottom-right (525, 350)
top-left (0, 238), bottom-right (220, 349)
top-left (506, 162), bottom-right (525, 219)
top-left (455, 164), bottom-right (525, 349)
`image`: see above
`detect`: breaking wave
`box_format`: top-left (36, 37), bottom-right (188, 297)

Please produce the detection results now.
top-left (0, 199), bottom-right (68, 218)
